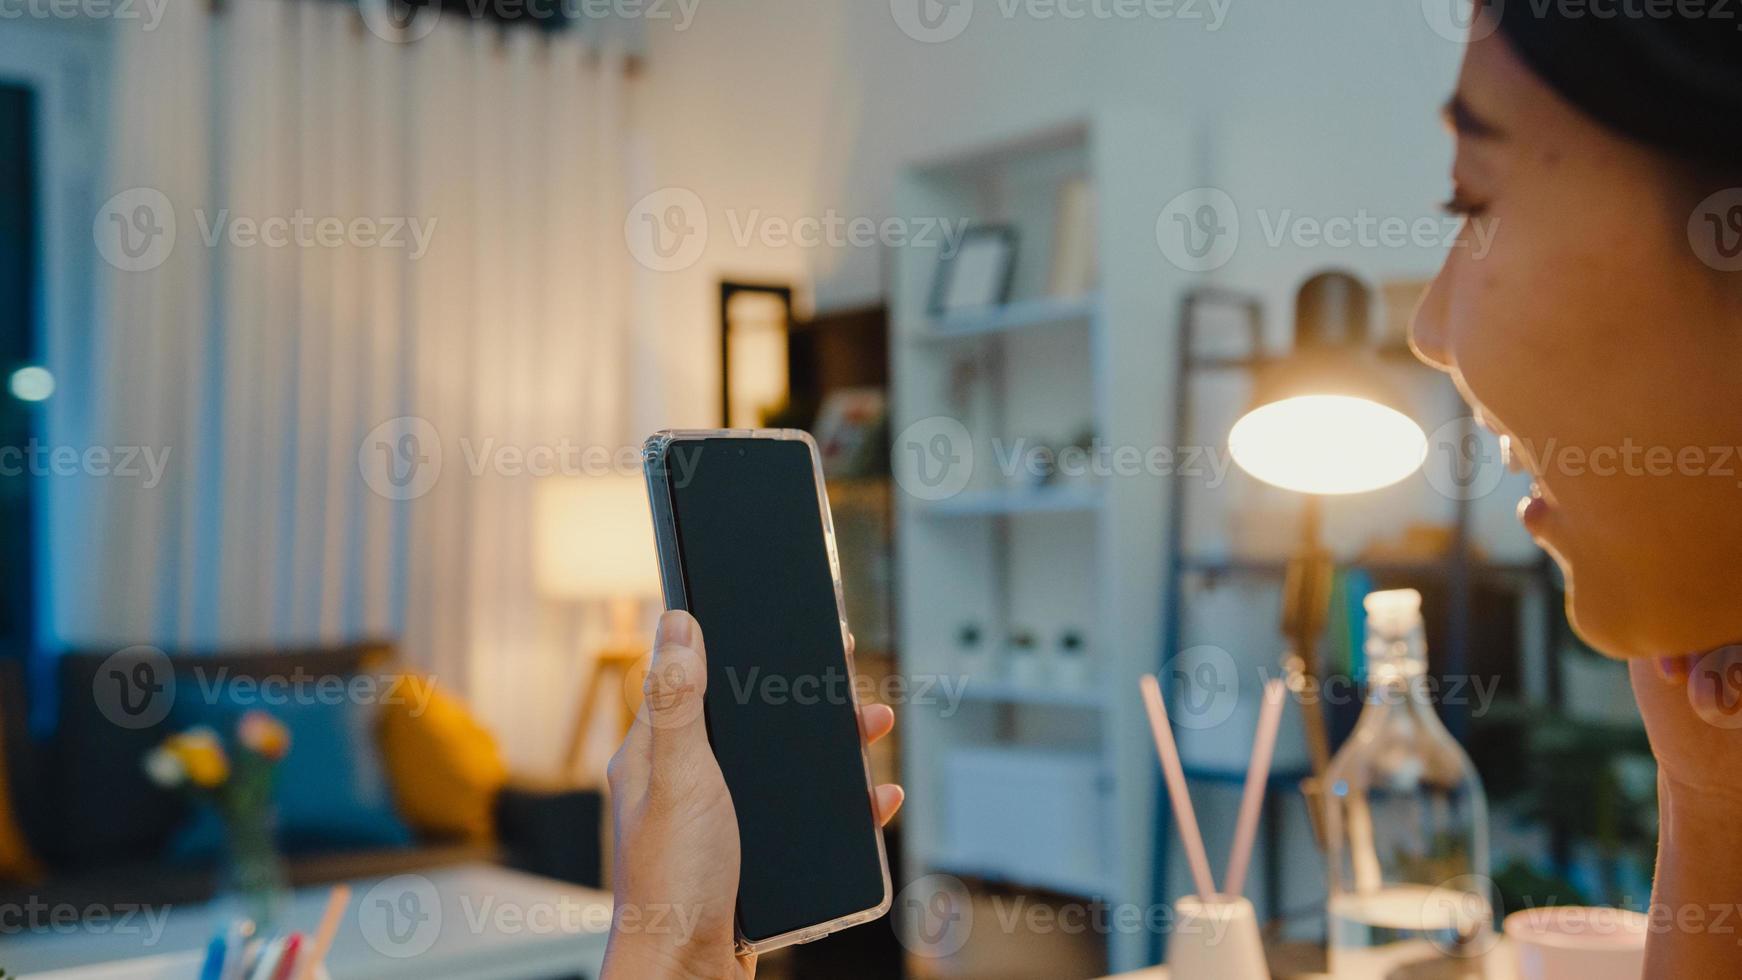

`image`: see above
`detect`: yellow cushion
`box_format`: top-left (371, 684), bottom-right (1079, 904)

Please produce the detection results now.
top-left (378, 673), bottom-right (509, 843)
top-left (0, 703), bottom-right (43, 883)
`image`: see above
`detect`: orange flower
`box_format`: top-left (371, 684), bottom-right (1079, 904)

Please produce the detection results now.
top-left (237, 711), bottom-right (291, 761)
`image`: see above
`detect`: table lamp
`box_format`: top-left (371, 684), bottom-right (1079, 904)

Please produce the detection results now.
top-left (534, 472), bottom-right (663, 779)
top-left (1226, 271), bottom-right (1427, 810)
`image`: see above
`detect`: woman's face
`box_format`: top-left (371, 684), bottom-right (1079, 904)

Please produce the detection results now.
top-left (1411, 23), bottom-right (1742, 658)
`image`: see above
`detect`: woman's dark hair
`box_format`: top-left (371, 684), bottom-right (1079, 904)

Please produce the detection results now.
top-left (1495, 3), bottom-right (1742, 174)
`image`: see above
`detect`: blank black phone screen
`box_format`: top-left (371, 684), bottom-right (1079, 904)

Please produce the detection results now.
top-left (663, 437), bottom-right (886, 944)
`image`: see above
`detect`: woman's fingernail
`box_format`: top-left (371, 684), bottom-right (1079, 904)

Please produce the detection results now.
top-left (657, 610), bottom-right (694, 649)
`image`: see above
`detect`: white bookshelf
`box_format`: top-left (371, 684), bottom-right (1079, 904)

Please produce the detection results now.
top-left (890, 112), bottom-right (1199, 973)
top-left (915, 484), bottom-right (1103, 518)
top-left (915, 292), bottom-right (1101, 344)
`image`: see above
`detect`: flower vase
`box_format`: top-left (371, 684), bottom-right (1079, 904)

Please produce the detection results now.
top-left (216, 804), bottom-right (288, 932)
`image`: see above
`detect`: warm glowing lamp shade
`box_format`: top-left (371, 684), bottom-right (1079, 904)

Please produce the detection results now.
top-left (534, 474), bottom-right (662, 600)
top-left (1229, 394), bottom-right (1427, 495)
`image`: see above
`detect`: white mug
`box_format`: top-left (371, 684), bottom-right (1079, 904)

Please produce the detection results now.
top-left (1503, 905), bottom-right (1647, 980)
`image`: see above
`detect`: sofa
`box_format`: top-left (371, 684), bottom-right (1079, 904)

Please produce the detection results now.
top-left (0, 644), bottom-right (601, 927)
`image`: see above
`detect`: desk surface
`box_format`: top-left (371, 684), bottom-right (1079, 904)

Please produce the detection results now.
top-left (1098, 938), bottom-right (1517, 979)
top-left (9, 862), bottom-right (612, 980)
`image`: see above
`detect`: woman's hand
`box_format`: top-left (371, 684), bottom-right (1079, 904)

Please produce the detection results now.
top-left (1631, 653), bottom-right (1742, 807)
top-left (1630, 653), bottom-right (1742, 977)
top-left (601, 610), bottom-right (904, 980)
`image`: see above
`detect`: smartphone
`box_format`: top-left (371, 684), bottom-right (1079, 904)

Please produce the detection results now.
top-left (641, 428), bottom-right (893, 954)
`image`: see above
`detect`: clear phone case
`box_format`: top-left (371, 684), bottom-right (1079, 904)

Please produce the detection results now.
top-left (640, 428), bottom-right (894, 955)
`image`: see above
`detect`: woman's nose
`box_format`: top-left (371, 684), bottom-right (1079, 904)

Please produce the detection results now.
top-left (1409, 270), bottom-right (1454, 373)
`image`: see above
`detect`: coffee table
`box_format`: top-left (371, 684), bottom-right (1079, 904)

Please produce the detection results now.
top-left (6, 863), bottom-right (612, 979)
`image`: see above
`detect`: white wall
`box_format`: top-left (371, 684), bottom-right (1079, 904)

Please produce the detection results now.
top-left (633, 0), bottom-right (1468, 425)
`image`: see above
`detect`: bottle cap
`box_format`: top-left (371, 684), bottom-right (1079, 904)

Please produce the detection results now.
top-left (1363, 588), bottom-right (1422, 635)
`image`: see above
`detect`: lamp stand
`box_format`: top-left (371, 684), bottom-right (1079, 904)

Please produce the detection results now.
top-left (1281, 494), bottom-right (1334, 849)
top-left (562, 597), bottom-right (652, 781)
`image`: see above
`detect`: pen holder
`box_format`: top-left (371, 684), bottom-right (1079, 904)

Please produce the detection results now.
top-left (1167, 894), bottom-right (1268, 980)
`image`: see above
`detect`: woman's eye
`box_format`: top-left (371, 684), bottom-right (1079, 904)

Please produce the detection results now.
top-left (1441, 189), bottom-right (1488, 217)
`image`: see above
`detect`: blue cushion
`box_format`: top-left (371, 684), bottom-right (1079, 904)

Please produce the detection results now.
top-left (165, 683), bottom-right (412, 861)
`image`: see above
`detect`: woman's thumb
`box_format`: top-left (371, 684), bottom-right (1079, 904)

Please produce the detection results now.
top-left (644, 610), bottom-right (711, 764)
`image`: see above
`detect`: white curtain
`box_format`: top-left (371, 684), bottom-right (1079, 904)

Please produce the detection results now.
top-left (65, 0), bottom-right (636, 771)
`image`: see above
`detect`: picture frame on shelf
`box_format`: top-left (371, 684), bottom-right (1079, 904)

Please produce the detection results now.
top-left (812, 387), bottom-right (888, 478)
top-left (928, 224), bottom-right (1018, 316)
top-left (1184, 286), bottom-right (1265, 363)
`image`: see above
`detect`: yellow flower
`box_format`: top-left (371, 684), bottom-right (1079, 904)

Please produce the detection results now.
top-left (237, 711), bottom-right (291, 761)
top-left (165, 727), bottom-right (230, 789)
